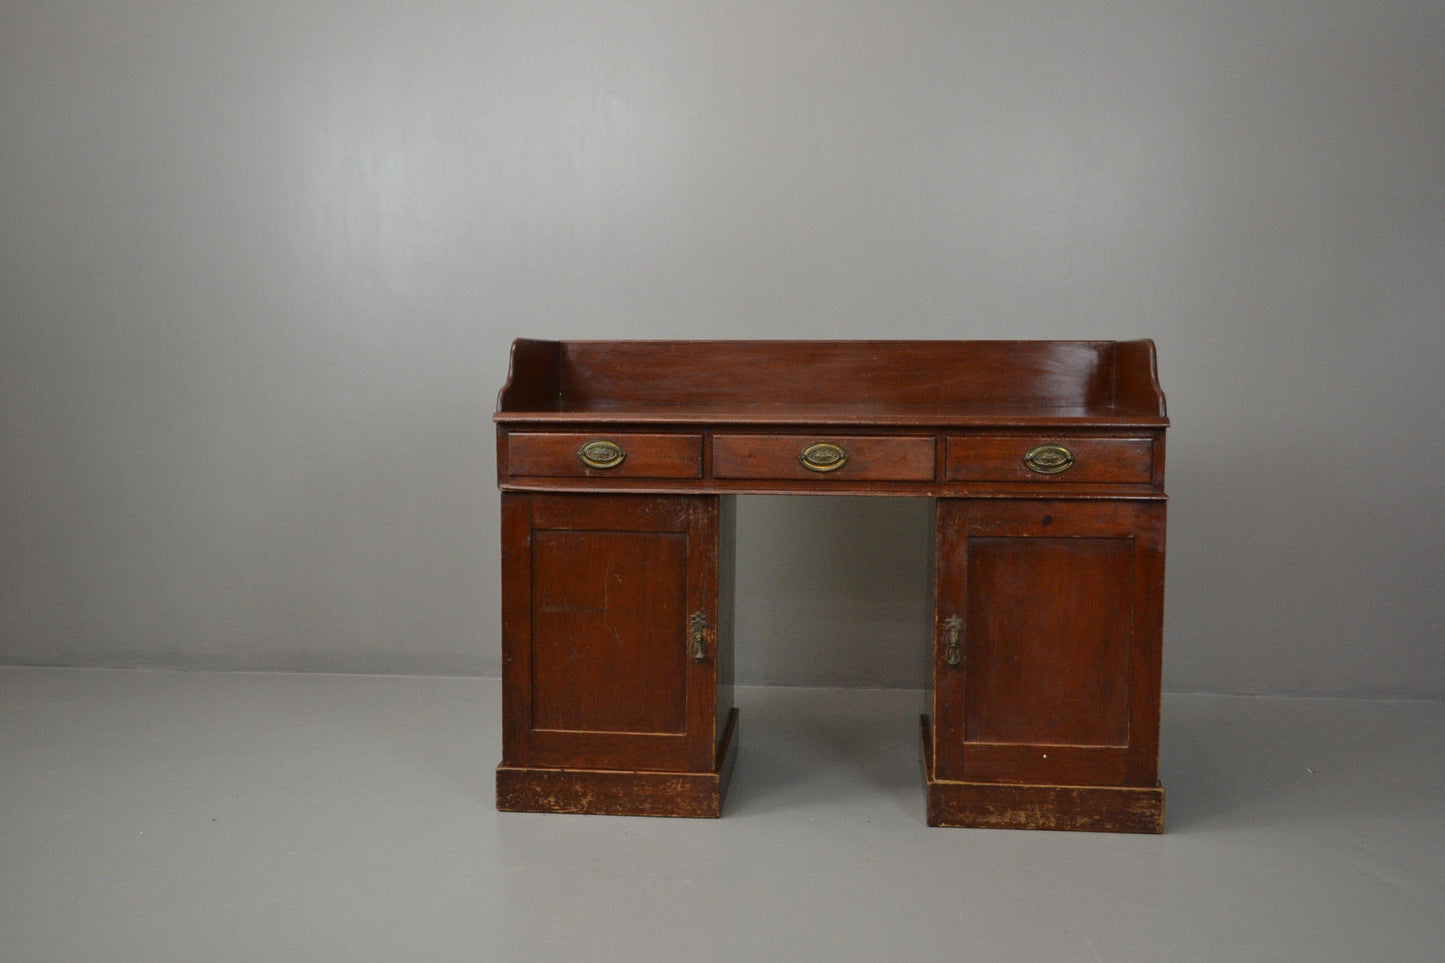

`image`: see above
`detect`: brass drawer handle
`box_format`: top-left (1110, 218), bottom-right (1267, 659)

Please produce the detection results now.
top-left (577, 439), bottom-right (627, 469)
top-left (799, 442), bottom-right (848, 473)
top-left (1023, 444), bottom-right (1074, 475)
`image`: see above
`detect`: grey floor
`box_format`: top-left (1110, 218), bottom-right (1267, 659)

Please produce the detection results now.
top-left (2, 668), bottom-right (1442, 962)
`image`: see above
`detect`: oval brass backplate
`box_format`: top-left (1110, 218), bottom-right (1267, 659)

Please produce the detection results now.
top-left (799, 442), bottom-right (848, 473)
top-left (577, 439), bottom-right (627, 470)
top-left (1023, 444), bottom-right (1075, 475)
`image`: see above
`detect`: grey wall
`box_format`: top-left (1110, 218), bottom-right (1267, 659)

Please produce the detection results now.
top-left (3, 2), bottom-right (1442, 696)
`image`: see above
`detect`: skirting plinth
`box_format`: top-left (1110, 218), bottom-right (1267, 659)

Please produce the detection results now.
top-left (497, 708), bottom-right (739, 818)
top-left (921, 716), bottom-right (1164, 834)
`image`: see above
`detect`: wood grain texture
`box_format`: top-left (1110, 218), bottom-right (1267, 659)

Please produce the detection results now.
top-left (963, 536), bottom-right (1133, 746)
top-left (496, 340), bottom-right (1167, 420)
top-left (530, 529), bottom-right (689, 734)
top-left (557, 341), bottom-right (1116, 411)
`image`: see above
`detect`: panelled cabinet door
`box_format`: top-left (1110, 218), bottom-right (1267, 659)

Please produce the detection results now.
top-left (933, 499), bottom-right (1165, 788)
top-left (501, 493), bottom-right (719, 773)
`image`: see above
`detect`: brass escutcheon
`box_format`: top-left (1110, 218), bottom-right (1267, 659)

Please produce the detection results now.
top-left (689, 612), bottom-right (708, 662)
top-left (1023, 444), bottom-right (1074, 475)
top-left (577, 439), bottom-right (626, 469)
top-left (943, 615), bottom-right (963, 667)
top-left (799, 442), bottom-right (848, 473)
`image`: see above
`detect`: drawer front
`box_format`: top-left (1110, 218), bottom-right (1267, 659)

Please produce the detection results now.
top-left (945, 435), bottom-right (1153, 484)
top-left (507, 432), bottom-right (703, 479)
top-left (712, 434), bottom-right (935, 481)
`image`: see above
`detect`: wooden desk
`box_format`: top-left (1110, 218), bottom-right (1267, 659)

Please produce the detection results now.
top-left (494, 340), bottom-right (1167, 833)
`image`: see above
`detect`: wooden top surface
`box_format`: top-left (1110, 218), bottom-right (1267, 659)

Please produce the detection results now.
top-left (496, 339), bottom-right (1167, 427)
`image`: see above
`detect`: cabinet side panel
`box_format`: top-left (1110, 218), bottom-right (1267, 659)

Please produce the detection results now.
top-left (499, 494), bottom-right (535, 767)
top-left (715, 496), bottom-right (737, 746)
top-left (530, 530), bottom-right (689, 734)
top-left (1126, 502), bottom-right (1167, 785)
top-left (932, 500), bottom-right (968, 765)
top-left (496, 339), bottom-right (561, 411)
top-left (965, 536), bottom-right (1132, 747)
top-left (1113, 340), bottom-right (1167, 417)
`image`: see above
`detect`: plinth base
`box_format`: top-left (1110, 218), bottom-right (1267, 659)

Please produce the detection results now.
top-left (921, 716), bottom-right (1164, 833)
top-left (497, 708), bottom-right (739, 818)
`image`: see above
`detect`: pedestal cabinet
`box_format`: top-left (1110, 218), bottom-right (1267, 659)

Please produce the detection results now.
top-left (494, 339), bottom-right (1168, 832)
top-left (928, 498), bottom-right (1165, 831)
top-left (496, 493), bottom-right (737, 817)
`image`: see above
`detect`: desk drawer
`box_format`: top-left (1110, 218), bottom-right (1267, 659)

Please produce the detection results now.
top-left (712, 434), bottom-right (935, 481)
top-left (507, 432), bottom-right (703, 478)
top-left (945, 435), bottom-right (1153, 484)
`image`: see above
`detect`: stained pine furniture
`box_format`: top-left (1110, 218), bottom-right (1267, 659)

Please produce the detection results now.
top-left (494, 340), bottom-right (1168, 832)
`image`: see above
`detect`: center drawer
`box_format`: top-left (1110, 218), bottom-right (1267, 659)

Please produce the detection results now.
top-left (711, 434), bottom-right (935, 482)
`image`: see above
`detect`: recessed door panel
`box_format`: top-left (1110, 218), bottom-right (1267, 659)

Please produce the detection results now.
top-left (963, 536), bottom-right (1132, 748)
top-left (531, 530), bottom-right (689, 734)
